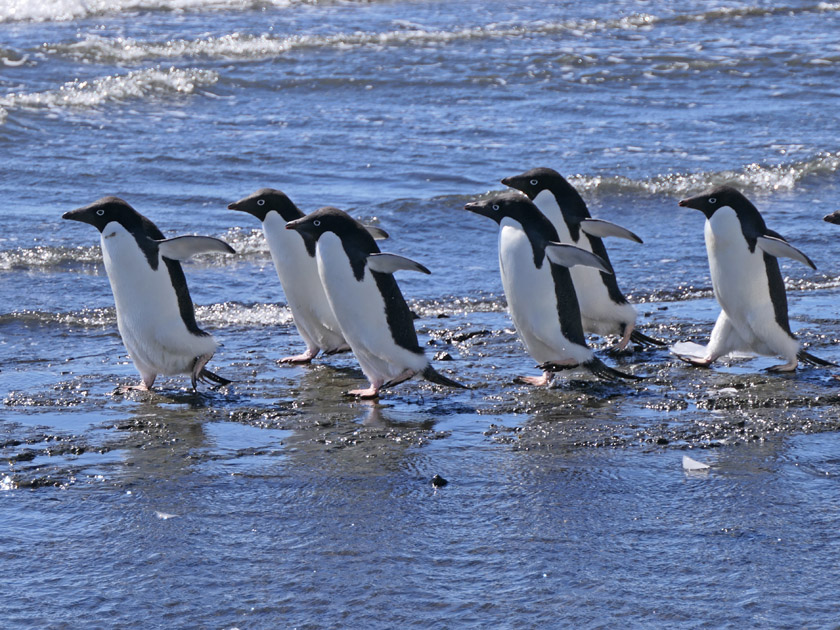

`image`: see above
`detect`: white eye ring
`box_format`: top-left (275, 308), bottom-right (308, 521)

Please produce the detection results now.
top-left (708, 197), bottom-right (717, 204)
top-left (257, 199), bottom-right (265, 206)
top-left (313, 220), bottom-right (321, 226)
top-left (96, 209), bottom-right (105, 216)
top-left (530, 179), bottom-right (538, 186)
top-left (492, 204), bottom-right (500, 211)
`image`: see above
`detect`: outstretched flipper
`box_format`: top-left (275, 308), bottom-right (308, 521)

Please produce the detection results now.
top-left (798, 349), bottom-right (837, 368)
top-left (157, 235), bottom-right (236, 261)
top-left (422, 365), bottom-right (467, 389)
top-left (580, 218), bottom-right (644, 243)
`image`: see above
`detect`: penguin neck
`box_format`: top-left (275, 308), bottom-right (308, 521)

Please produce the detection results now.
top-left (263, 211), bottom-right (315, 258)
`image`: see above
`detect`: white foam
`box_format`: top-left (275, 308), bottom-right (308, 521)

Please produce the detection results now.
top-left (0, 66), bottom-right (218, 115)
top-left (0, 0), bottom-right (297, 23)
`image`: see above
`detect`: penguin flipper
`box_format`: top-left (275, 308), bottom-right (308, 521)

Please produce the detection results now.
top-left (582, 358), bottom-right (644, 382)
top-left (158, 235), bottom-right (236, 261)
top-left (580, 218), bottom-right (644, 244)
top-left (364, 226), bottom-right (389, 240)
top-left (545, 243), bottom-right (612, 274)
top-left (756, 235), bottom-right (816, 269)
top-left (797, 349), bottom-right (837, 368)
top-left (367, 253), bottom-right (431, 275)
top-left (630, 329), bottom-right (667, 347)
top-left (422, 365), bottom-right (467, 389)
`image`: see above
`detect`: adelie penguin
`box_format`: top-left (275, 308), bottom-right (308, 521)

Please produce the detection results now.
top-left (673, 185), bottom-right (834, 372)
top-left (502, 167), bottom-right (663, 352)
top-left (63, 197), bottom-right (235, 392)
top-left (465, 192), bottom-right (643, 385)
top-left (228, 188), bottom-right (365, 363)
top-left (285, 207), bottom-right (465, 398)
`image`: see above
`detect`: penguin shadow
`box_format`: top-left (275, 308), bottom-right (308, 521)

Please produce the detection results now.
top-left (110, 381), bottom-right (239, 408)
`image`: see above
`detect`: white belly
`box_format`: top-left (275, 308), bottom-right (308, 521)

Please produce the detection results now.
top-left (262, 213), bottom-right (346, 351)
top-left (316, 233), bottom-right (426, 382)
top-left (498, 219), bottom-right (592, 365)
top-left (100, 223), bottom-right (216, 377)
top-left (705, 208), bottom-right (797, 357)
top-left (533, 189), bottom-right (636, 336)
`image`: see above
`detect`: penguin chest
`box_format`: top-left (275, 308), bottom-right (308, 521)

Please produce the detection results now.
top-left (498, 222), bottom-right (588, 363)
top-left (315, 234), bottom-right (425, 378)
top-left (100, 224), bottom-right (214, 373)
top-left (705, 209), bottom-right (774, 323)
top-left (262, 213), bottom-right (344, 348)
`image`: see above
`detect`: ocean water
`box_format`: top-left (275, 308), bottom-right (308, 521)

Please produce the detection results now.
top-left (3, 0), bottom-right (840, 627)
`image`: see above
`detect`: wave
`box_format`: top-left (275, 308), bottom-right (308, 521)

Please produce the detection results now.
top-left (0, 0), bottom-right (311, 23)
top-left (0, 302), bottom-right (294, 330)
top-left (569, 152), bottom-right (840, 197)
top-left (36, 3), bottom-right (840, 63)
top-left (0, 66), bottom-right (218, 121)
top-left (0, 228), bottom-right (266, 271)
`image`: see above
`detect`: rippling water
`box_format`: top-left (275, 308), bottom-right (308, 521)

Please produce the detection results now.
top-left (3, 0), bottom-right (840, 627)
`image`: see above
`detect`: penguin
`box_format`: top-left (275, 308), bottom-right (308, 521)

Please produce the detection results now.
top-left (823, 210), bottom-right (840, 225)
top-left (674, 185), bottom-right (833, 371)
top-left (228, 188), bottom-right (351, 363)
top-left (501, 167), bottom-right (663, 351)
top-left (465, 191), bottom-right (642, 385)
top-left (62, 197), bottom-right (235, 391)
top-left (285, 206), bottom-right (464, 398)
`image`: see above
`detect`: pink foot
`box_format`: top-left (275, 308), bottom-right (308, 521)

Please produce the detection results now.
top-left (279, 348), bottom-right (319, 364)
top-left (346, 380), bottom-right (383, 399)
top-left (515, 372), bottom-right (554, 386)
top-left (675, 354), bottom-right (714, 368)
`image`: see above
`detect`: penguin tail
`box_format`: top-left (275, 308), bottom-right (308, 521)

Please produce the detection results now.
top-left (198, 368), bottom-right (233, 387)
top-left (422, 365), bottom-right (467, 389)
top-left (797, 350), bottom-right (837, 368)
top-left (630, 329), bottom-right (667, 348)
top-left (583, 358), bottom-right (644, 382)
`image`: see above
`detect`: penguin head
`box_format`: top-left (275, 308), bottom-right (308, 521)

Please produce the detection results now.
top-left (679, 185), bottom-right (747, 219)
top-left (465, 191), bottom-right (540, 225)
top-left (501, 167), bottom-right (566, 200)
top-left (62, 197), bottom-right (146, 234)
top-left (228, 188), bottom-right (303, 222)
top-left (285, 206), bottom-right (361, 243)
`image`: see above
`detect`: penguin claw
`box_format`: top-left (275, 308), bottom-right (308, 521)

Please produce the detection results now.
top-left (629, 329), bottom-right (667, 348)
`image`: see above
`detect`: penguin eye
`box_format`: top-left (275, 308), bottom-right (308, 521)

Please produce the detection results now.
top-left (708, 197), bottom-right (717, 204)
top-left (313, 220), bottom-right (321, 227)
top-left (96, 209), bottom-right (105, 216)
top-left (257, 199), bottom-right (265, 206)
top-left (492, 204), bottom-right (500, 211)
top-left (529, 179), bottom-right (538, 186)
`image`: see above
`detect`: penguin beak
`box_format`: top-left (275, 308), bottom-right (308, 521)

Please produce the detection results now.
top-left (227, 200), bottom-right (243, 211)
top-left (62, 205), bottom-right (95, 225)
top-left (678, 197), bottom-right (702, 210)
top-left (500, 176), bottom-right (514, 187)
top-left (464, 201), bottom-right (491, 218)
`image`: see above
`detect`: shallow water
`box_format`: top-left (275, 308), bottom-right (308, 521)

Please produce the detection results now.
top-left (3, 0), bottom-right (840, 627)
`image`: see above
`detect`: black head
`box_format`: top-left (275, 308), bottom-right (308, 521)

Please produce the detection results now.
top-left (227, 188), bottom-right (303, 223)
top-left (678, 185), bottom-right (753, 219)
top-left (465, 191), bottom-right (545, 225)
top-left (500, 167), bottom-right (570, 199)
top-left (62, 196), bottom-right (155, 236)
top-left (286, 206), bottom-right (369, 243)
